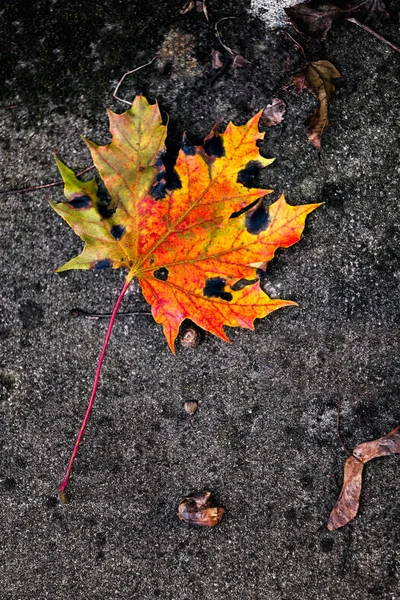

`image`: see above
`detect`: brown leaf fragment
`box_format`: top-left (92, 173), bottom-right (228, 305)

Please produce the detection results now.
top-left (211, 49), bottom-right (224, 69)
top-left (293, 60), bottom-right (340, 149)
top-left (327, 456), bottom-right (364, 531)
top-left (198, 0), bottom-right (209, 21)
top-left (286, 3), bottom-right (339, 39)
top-left (285, 0), bottom-right (388, 40)
top-left (328, 425), bottom-right (400, 531)
top-left (180, 0), bottom-right (195, 14)
top-left (292, 71), bottom-right (308, 94)
top-left (353, 424), bottom-right (400, 464)
top-left (261, 98), bottom-right (287, 127)
top-left (178, 491), bottom-right (225, 527)
top-left (180, 0), bottom-right (208, 20)
top-left (232, 54), bottom-right (248, 69)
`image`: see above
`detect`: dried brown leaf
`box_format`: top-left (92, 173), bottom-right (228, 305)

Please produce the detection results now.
top-left (292, 71), bottom-right (308, 94)
top-left (293, 60), bottom-right (341, 149)
top-left (327, 456), bottom-right (364, 531)
top-left (261, 98), bottom-right (287, 127)
top-left (178, 491), bottom-right (225, 526)
top-left (285, 0), bottom-right (388, 40)
top-left (328, 425), bottom-right (400, 531)
top-left (211, 48), bottom-right (224, 69)
top-left (286, 3), bottom-right (339, 39)
top-left (232, 54), bottom-right (248, 69)
top-left (180, 0), bottom-right (208, 20)
top-left (353, 424), bottom-right (400, 463)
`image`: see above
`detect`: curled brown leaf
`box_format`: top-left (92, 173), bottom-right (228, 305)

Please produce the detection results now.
top-left (293, 60), bottom-right (341, 150)
top-left (328, 425), bottom-right (400, 531)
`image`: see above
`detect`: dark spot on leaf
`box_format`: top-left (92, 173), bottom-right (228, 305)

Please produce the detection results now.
top-left (68, 195), bottom-right (92, 210)
top-left (230, 278), bottom-right (256, 291)
top-left (98, 204), bottom-right (116, 218)
top-left (203, 277), bottom-right (233, 302)
top-left (154, 267), bottom-right (169, 281)
top-left (156, 170), bottom-right (167, 182)
top-left (182, 133), bottom-right (196, 156)
top-left (237, 160), bottom-right (263, 188)
top-left (203, 132), bottom-right (225, 158)
top-left (110, 225), bottom-right (126, 240)
top-left (320, 538), bottom-right (333, 553)
top-left (150, 181), bottom-right (167, 200)
top-left (166, 169), bottom-right (182, 192)
top-left (245, 203), bottom-right (270, 234)
top-left (230, 198), bottom-right (259, 220)
top-left (155, 150), bottom-right (166, 168)
top-left (97, 185), bottom-right (116, 218)
top-left (91, 259), bottom-right (112, 270)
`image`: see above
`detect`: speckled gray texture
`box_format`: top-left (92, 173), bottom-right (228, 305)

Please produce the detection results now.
top-left (0, 1), bottom-right (399, 599)
top-left (250, 0), bottom-right (302, 27)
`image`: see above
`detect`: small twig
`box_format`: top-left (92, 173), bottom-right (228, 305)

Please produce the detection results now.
top-left (202, 0), bottom-right (209, 22)
top-left (215, 17), bottom-right (238, 56)
top-left (336, 399), bottom-right (353, 458)
top-left (113, 57), bottom-right (157, 106)
top-left (71, 308), bottom-right (151, 320)
top-left (347, 17), bottom-right (400, 53)
top-left (0, 165), bottom-right (95, 196)
top-left (282, 30), bottom-right (307, 60)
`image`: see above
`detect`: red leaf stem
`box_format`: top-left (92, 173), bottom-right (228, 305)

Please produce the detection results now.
top-left (59, 276), bottom-right (132, 503)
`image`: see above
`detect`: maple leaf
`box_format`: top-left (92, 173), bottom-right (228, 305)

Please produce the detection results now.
top-left (293, 60), bottom-right (341, 150)
top-left (50, 96), bottom-right (320, 500)
top-left (285, 0), bottom-right (388, 40)
top-left (51, 96), bottom-right (319, 351)
top-left (327, 425), bottom-right (400, 531)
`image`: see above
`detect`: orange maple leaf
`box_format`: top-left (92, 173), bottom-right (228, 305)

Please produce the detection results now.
top-left (51, 96), bottom-right (319, 351)
top-left (50, 96), bottom-right (320, 501)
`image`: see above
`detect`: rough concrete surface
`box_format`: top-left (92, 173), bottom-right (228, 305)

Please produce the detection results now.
top-left (0, 1), bottom-right (399, 599)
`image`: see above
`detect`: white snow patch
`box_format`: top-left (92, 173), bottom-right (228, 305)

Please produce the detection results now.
top-left (250, 0), bottom-right (304, 28)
